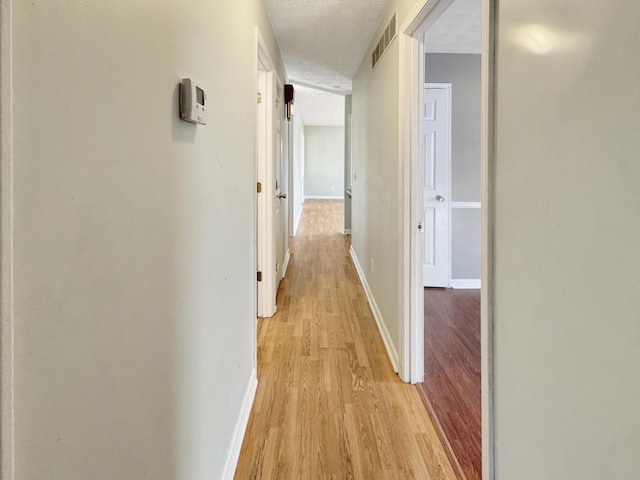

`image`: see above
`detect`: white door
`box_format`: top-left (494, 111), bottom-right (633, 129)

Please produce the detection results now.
top-left (256, 67), bottom-right (277, 318)
top-left (256, 69), bottom-right (269, 317)
top-left (423, 84), bottom-right (451, 287)
top-left (274, 84), bottom-right (286, 284)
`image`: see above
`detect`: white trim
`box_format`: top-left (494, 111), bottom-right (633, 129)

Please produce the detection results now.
top-left (281, 249), bottom-right (291, 278)
top-left (397, 29), bottom-right (414, 383)
top-left (304, 195), bottom-right (344, 200)
top-left (350, 246), bottom-right (399, 373)
top-left (425, 82), bottom-right (452, 290)
top-left (256, 68), bottom-right (266, 320)
top-left (342, 229), bottom-right (351, 235)
top-left (451, 201), bottom-right (481, 209)
top-left (451, 279), bottom-right (481, 289)
top-left (222, 371), bottom-right (258, 480)
top-left (256, 29), bottom-right (275, 77)
top-left (287, 112), bottom-right (294, 238)
top-left (401, 0), bottom-right (454, 37)
top-left (481, 1), bottom-right (496, 478)
top-left (400, 0), bottom-right (495, 478)
top-left (256, 29), bottom-right (277, 319)
top-left (399, 0), bottom-right (455, 386)
top-left (299, 130), bottom-right (305, 202)
top-left (1, 0), bottom-right (15, 477)
top-left (275, 75), bottom-right (287, 287)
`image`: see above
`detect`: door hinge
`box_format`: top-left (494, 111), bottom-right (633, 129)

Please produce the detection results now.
top-left (257, 92), bottom-right (262, 104)
top-left (257, 182), bottom-right (262, 193)
top-left (257, 271), bottom-right (262, 282)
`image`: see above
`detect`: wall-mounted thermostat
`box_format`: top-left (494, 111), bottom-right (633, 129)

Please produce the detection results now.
top-left (179, 78), bottom-right (208, 125)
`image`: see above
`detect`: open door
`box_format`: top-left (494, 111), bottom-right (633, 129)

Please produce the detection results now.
top-left (256, 35), bottom-right (278, 318)
top-left (275, 79), bottom-right (289, 284)
top-left (422, 84), bottom-right (451, 287)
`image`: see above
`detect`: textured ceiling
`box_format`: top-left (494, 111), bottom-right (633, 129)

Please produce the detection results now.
top-left (294, 85), bottom-right (345, 126)
top-left (264, 0), bottom-right (481, 126)
top-left (265, 0), bottom-right (390, 92)
top-left (425, 0), bottom-right (482, 54)
top-left (265, 0), bottom-right (390, 126)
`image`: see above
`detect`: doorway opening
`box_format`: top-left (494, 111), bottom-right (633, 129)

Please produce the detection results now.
top-left (256, 30), bottom-right (289, 320)
top-left (399, 0), bottom-right (494, 479)
top-left (286, 83), bottom-right (347, 237)
top-left (420, 43), bottom-right (483, 480)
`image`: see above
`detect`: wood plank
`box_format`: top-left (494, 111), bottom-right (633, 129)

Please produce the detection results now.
top-left (417, 287), bottom-right (482, 480)
top-left (235, 200), bottom-right (456, 479)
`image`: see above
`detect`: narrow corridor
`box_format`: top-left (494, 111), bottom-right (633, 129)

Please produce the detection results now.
top-left (235, 200), bottom-right (456, 479)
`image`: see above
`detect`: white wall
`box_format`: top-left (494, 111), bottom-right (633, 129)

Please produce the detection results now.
top-left (493, 1), bottom-right (640, 478)
top-left (304, 126), bottom-right (345, 198)
top-left (9, 1), bottom-right (284, 478)
top-left (351, 4), bottom-right (403, 365)
top-left (426, 53), bottom-right (481, 280)
top-left (350, 0), bottom-right (449, 368)
top-left (353, 0), bottom-right (640, 477)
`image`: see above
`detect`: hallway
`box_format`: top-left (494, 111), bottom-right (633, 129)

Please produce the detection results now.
top-left (235, 200), bottom-right (456, 479)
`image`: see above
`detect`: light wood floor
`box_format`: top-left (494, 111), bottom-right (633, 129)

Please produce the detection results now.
top-left (235, 199), bottom-right (456, 479)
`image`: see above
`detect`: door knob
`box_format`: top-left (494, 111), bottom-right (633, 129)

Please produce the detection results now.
top-left (436, 195), bottom-right (445, 202)
top-left (277, 193), bottom-right (287, 199)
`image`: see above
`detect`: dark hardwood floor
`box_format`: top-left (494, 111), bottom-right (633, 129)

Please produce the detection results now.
top-left (417, 288), bottom-right (481, 480)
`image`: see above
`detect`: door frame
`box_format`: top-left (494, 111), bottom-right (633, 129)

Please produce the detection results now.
top-left (273, 73), bottom-right (289, 284)
top-left (1, 0), bottom-right (15, 477)
top-left (255, 29), bottom-right (278, 319)
top-left (422, 82), bottom-right (452, 288)
top-left (287, 111), bottom-right (294, 238)
top-left (398, 0), bottom-right (496, 478)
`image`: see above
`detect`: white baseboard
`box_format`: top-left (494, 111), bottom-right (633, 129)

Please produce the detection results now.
top-left (349, 246), bottom-right (399, 373)
top-left (450, 279), bottom-right (481, 289)
top-left (304, 195), bottom-right (344, 200)
top-left (343, 229), bottom-right (351, 235)
top-left (282, 249), bottom-right (291, 278)
top-left (450, 201), bottom-right (482, 209)
top-left (222, 370), bottom-right (258, 480)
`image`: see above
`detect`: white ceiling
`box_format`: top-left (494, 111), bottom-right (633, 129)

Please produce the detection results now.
top-left (425, 0), bottom-right (482, 54)
top-left (264, 0), bottom-right (390, 126)
top-left (264, 0), bottom-right (390, 93)
top-left (293, 85), bottom-right (345, 126)
top-left (264, 0), bottom-right (481, 126)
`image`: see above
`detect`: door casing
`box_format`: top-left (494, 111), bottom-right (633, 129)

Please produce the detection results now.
top-left (256, 30), bottom-right (278, 319)
top-left (398, 0), bottom-right (496, 478)
top-left (1, 1), bottom-right (15, 477)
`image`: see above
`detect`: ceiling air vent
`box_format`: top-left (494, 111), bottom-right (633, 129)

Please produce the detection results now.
top-left (372, 13), bottom-right (397, 70)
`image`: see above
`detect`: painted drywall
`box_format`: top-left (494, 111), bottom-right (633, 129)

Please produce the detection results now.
top-left (451, 208), bottom-right (480, 280)
top-left (304, 126), bottom-right (345, 198)
top-left (426, 53), bottom-right (481, 201)
top-left (426, 53), bottom-right (481, 279)
top-left (277, 83), bottom-right (290, 283)
top-left (344, 95), bottom-right (353, 232)
top-left (350, 0), bottom-right (475, 372)
top-left (11, 1), bottom-right (284, 479)
top-left (351, 5), bottom-right (402, 357)
top-left (494, 0), bottom-right (640, 478)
